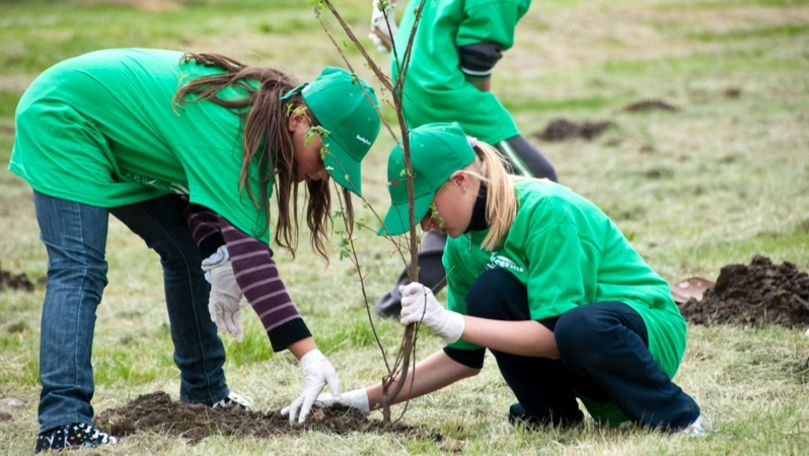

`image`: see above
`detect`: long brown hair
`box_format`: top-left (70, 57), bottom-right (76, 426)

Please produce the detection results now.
top-left (174, 52), bottom-right (350, 259)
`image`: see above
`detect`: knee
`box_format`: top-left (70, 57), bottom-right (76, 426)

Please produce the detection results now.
top-left (153, 238), bottom-right (202, 272)
top-left (48, 256), bottom-right (109, 293)
top-left (555, 307), bottom-right (602, 363)
top-left (539, 163), bottom-right (558, 183)
top-left (465, 269), bottom-right (528, 321)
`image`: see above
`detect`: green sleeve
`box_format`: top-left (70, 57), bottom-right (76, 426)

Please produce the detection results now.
top-left (443, 240), bottom-right (483, 351)
top-left (456, 0), bottom-right (528, 50)
top-left (524, 223), bottom-right (597, 321)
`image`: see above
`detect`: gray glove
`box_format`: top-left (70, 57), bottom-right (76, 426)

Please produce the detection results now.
top-left (202, 246), bottom-right (249, 341)
top-left (400, 282), bottom-right (465, 344)
top-left (281, 349), bottom-right (341, 424)
top-left (314, 388), bottom-right (370, 414)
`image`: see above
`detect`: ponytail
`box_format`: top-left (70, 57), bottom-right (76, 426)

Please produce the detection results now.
top-left (466, 142), bottom-right (518, 250)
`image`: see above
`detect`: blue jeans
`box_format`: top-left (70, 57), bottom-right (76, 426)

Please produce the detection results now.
top-left (34, 192), bottom-right (228, 433)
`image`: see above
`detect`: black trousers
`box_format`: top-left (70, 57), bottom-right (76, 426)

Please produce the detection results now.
top-left (374, 135), bottom-right (556, 317)
top-left (466, 268), bottom-right (700, 429)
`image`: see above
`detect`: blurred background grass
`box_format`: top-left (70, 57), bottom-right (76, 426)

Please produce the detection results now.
top-left (1, 0), bottom-right (808, 454)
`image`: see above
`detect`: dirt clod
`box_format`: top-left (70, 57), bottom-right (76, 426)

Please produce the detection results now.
top-left (535, 118), bottom-right (614, 142)
top-left (679, 255), bottom-right (809, 327)
top-left (622, 99), bottom-right (680, 113)
top-left (0, 267), bottom-right (34, 292)
top-left (95, 392), bottom-right (442, 444)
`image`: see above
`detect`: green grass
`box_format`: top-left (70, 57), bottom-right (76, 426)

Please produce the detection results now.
top-left (1, 0), bottom-right (808, 454)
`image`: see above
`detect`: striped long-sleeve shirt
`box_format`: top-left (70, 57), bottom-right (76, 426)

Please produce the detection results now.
top-left (184, 204), bottom-right (310, 352)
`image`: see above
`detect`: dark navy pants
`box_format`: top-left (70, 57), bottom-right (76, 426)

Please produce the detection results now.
top-left (465, 268), bottom-right (700, 429)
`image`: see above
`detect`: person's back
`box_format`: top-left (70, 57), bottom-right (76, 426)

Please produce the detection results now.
top-left (391, 0), bottom-right (530, 145)
top-left (11, 48), bottom-right (271, 238)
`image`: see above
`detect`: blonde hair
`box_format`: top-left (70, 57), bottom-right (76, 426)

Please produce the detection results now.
top-left (463, 141), bottom-right (518, 250)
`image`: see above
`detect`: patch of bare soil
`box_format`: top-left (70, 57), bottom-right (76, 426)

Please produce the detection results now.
top-left (679, 255), bottom-right (809, 327)
top-left (95, 392), bottom-right (442, 444)
top-left (622, 99), bottom-right (680, 112)
top-left (535, 118), bottom-right (615, 142)
top-left (0, 267), bottom-right (34, 292)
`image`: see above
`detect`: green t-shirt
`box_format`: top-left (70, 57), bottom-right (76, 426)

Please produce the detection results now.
top-left (444, 179), bottom-right (687, 424)
top-left (9, 48), bottom-right (272, 241)
top-left (392, 0), bottom-right (529, 144)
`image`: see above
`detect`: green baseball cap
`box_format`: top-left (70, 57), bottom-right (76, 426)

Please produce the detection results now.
top-left (378, 122), bottom-right (476, 236)
top-left (283, 67), bottom-right (381, 195)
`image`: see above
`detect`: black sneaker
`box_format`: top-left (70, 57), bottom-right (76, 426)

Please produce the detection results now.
top-left (508, 402), bottom-right (542, 427)
top-left (507, 403), bottom-right (583, 428)
top-left (35, 422), bottom-right (116, 453)
top-left (373, 291), bottom-right (402, 319)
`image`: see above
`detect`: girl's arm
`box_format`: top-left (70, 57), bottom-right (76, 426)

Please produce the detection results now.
top-left (184, 203), bottom-right (320, 358)
top-left (364, 349), bottom-right (480, 410)
top-left (182, 202), bottom-right (225, 257)
top-left (217, 219), bottom-right (312, 352)
top-left (462, 317), bottom-right (559, 359)
top-left (401, 284), bottom-right (560, 360)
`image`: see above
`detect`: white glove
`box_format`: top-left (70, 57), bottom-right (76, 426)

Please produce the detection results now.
top-left (202, 246), bottom-right (249, 341)
top-left (281, 349), bottom-right (341, 424)
top-left (369, 0), bottom-right (397, 52)
top-left (400, 282), bottom-right (465, 344)
top-left (313, 388), bottom-right (370, 414)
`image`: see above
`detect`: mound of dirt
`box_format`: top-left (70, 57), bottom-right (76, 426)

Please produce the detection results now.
top-left (679, 255), bottom-right (809, 327)
top-left (95, 392), bottom-right (441, 444)
top-left (622, 99), bottom-right (680, 113)
top-left (0, 267), bottom-right (34, 292)
top-left (535, 118), bottom-right (614, 142)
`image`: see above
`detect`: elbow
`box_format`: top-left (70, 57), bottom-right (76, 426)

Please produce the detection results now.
top-left (461, 367), bottom-right (481, 379)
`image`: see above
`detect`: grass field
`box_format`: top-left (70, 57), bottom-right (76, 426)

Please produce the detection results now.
top-left (1, 0), bottom-right (808, 454)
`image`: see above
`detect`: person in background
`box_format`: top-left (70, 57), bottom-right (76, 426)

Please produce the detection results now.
top-left (9, 48), bottom-right (380, 452)
top-left (368, 0), bottom-right (558, 317)
top-left (317, 123), bottom-right (704, 435)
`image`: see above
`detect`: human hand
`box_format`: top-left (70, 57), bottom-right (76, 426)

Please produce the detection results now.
top-left (202, 246), bottom-right (248, 341)
top-left (281, 349), bottom-right (340, 424)
top-left (313, 388), bottom-right (370, 414)
top-left (369, 0), bottom-right (397, 52)
top-left (400, 282), bottom-right (464, 344)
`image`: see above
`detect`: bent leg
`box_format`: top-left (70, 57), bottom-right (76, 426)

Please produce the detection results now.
top-left (466, 268), bottom-right (583, 426)
top-left (375, 230), bottom-right (447, 318)
top-left (496, 135), bottom-right (558, 181)
top-left (555, 302), bottom-right (700, 429)
top-left (34, 192), bottom-right (109, 433)
top-left (109, 195), bottom-right (228, 404)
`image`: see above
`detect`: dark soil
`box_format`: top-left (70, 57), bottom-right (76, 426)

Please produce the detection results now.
top-left (622, 99), bottom-right (680, 113)
top-left (0, 267), bottom-right (34, 292)
top-left (679, 255), bottom-right (809, 327)
top-left (535, 118), bottom-right (615, 142)
top-left (95, 392), bottom-right (442, 444)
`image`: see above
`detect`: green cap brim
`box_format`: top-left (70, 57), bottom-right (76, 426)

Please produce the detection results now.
top-left (377, 191), bottom-right (435, 236)
top-left (322, 136), bottom-right (362, 196)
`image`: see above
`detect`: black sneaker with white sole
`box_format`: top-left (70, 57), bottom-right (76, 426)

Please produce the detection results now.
top-left (35, 422), bottom-right (116, 453)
